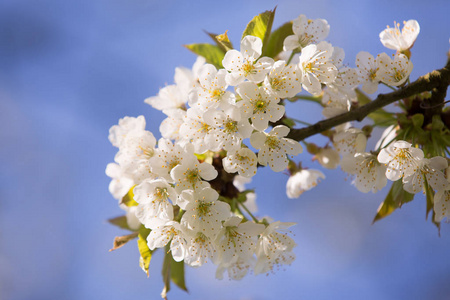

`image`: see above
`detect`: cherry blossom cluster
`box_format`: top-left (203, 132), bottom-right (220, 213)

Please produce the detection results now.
top-left (107, 12), bottom-right (449, 288)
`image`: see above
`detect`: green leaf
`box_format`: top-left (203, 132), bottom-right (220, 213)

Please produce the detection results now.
top-left (170, 259), bottom-right (188, 291)
top-left (107, 215), bottom-right (135, 231)
top-left (205, 30), bottom-right (233, 52)
top-left (373, 180), bottom-right (414, 223)
top-left (241, 8), bottom-right (276, 55)
top-left (161, 245), bottom-right (188, 298)
top-left (355, 88), bottom-right (372, 105)
top-left (109, 232), bottom-right (138, 251)
top-left (137, 227), bottom-right (153, 277)
top-left (121, 185), bottom-right (138, 207)
top-left (264, 21), bottom-right (293, 58)
top-left (184, 43), bottom-right (225, 69)
top-left (282, 117), bottom-right (296, 128)
top-left (411, 113), bottom-right (424, 128)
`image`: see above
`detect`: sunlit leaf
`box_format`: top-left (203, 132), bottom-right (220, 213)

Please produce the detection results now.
top-left (109, 232), bottom-right (138, 251)
top-left (241, 8), bottom-right (276, 55)
top-left (373, 180), bottom-right (414, 223)
top-left (137, 227), bottom-right (153, 277)
top-left (184, 43), bottom-right (225, 69)
top-left (205, 30), bottom-right (233, 52)
top-left (121, 185), bottom-right (138, 207)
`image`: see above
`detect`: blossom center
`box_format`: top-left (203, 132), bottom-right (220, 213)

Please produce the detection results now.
top-left (266, 136), bottom-right (281, 150)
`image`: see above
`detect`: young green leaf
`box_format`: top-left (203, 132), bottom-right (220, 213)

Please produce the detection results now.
top-left (373, 180), bottom-right (414, 223)
top-left (109, 232), bottom-right (138, 251)
top-left (264, 21), bottom-right (293, 58)
top-left (121, 185), bottom-right (138, 207)
top-left (241, 8), bottom-right (276, 55)
top-left (184, 43), bottom-right (225, 69)
top-left (205, 30), bottom-right (233, 52)
top-left (137, 227), bottom-right (153, 277)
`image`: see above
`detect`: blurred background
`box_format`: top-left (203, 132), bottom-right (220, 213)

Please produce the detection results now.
top-left (1, 0), bottom-right (450, 299)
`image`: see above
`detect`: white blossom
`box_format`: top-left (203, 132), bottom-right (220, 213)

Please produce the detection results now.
top-left (223, 148), bottom-right (258, 178)
top-left (333, 127), bottom-right (367, 157)
top-left (315, 147), bottom-right (340, 169)
top-left (109, 115), bottom-right (146, 148)
top-left (377, 140), bottom-right (424, 181)
top-left (146, 220), bottom-right (188, 262)
top-left (250, 125), bottom-right (303, 172)
top-left (222, 35), bottom-right (274, 86)
top-left (236, 82), bottom-right (284, 131)
top-left (184, 231), bottom-right (218, 267)
top-left (402, 156), bottom-right (449, 194)
top-left (434, 188), bottom-right (450, 222)
top-left (298, 41), bottom-right (338, 95)
top-left (283, 14), bottom-right (330, 51)
top-left (286, 169), bottom-right (325, 198)
top-left (379, 20), bottom-right (420, 52)
top-left (263, 60), bottom-right (302, 98)
top-left (355, 51), bottom-right (382, 94)
top-left (377, 53), bottom-right (413, 87)
top-left (341, 152), bottom-right (387, 193)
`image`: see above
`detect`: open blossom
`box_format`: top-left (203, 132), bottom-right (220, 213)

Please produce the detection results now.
top-left (434, 188), bottom-right (450, 222)
top-left (203, 107), bottom-right (253, 152)
top-left (223, 148), bottom-right (258, 178)
top-left (170, 155), bottom-right (218, 193)
top-left (109, 115), bottom-right (146, 148)
top-left (333, 127), bottom-right (367, 157)
top-left (179, 107), bottom-right (217, 153)
top-left (298, 41), bottom-right (338, 95)
top-left (283, 14), bottom-right (329, 51)
top-left (159, 109), bottom-right (186, 141)
top-left (377, 140), bottom-right (424, 181)
top-left (105, 162), bottom-right (135, 200)
top-left (377, 53), bottom-right (413, 86)
top-left (286, 169), bottom-right (325, 198)
top-left (215, 216), bottom-right (265, 265)
top-left (133, 178), bottom-right (177, 228)
top-left (355, 51), bottom-right (382, 94)
top-left (146, 221), bottom-right (188, 262)
top-left (222, 35), bottom-right (274, 86)
top-left (184, 231), bottom-right (218, 267)
top-left (179, 187), bottom-right (231, 238)
top-left (189, 64), bottom-right (235, 111)
top-left (341, 152), bottom-right (387, 193)
top-left (250, 125), bottom-right (303, 172)
top-left (263, 60), bottom-right (302, 98)
top-left (149, 138), bottom-right (195, 182)
top-left (255, 221), bottom-right (296, 274)
top-left (216, 257), bottom-right (255, 280)
top-left (379, 20), bottom-right (420, 52)
top-left (236, 82), bottom-right (284, 131)
top-left (402, 156), bottom-right (449, 194)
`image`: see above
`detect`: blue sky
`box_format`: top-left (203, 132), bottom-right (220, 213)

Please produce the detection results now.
top-left (1, 0), bottom-right (450, 299)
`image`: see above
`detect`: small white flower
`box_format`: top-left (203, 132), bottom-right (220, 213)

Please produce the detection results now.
top-left (377, 140), bottom-right (424, 181)
top-left (133, 179), bottom-right (177, 228)
top-left (109, 115), bottom-right (146, 148)
top-left (341, 152), bottom-right (387, 193)
top-left (434, 188), bottom-right (450, 222)
top-left (236, 82), bottom-right (284, 131)
top-left (105, 162), bottom-right (134, 200)
top-left (159, 109), bottom-right (186, 141)
top-left (377, 53), bottom-right (413, 87)
top-left (189, 64), bottom-right (235, 111)
top-left (402, 156), bottom-right (449, 194)
top-left (179, 107), bottom-right (217, 153)
top-left (333, 127), bottom-right (367, 157)
top-left (184, 231), bottom-right (219, 267)
top-left (179, 187), bottom-right (231, 238)
top-left (250, 125), bottom-right (303, 172)
top-left (379, 20), bottom-right (420, 52)
top-left (222, 35), bottom-right (274, 86)
top-left (171, 156), bottom-right (218, 193)
top-left (263, 60), bottom-right (302, 98)
top-left (223, 148), bottom-right (258, 178)
top-left (355, 51), bottom-right (382, 94)
top-left (286, 169), bottom-right (325, 198)
top-left (216, 257), bottom-right (255, 280)
top-left (298, 41), bottom-right (338, 95)
top-left (146, 221), bottom-right (188, 262)
top-left (215, 216), bottom-right (265, 265)
top-left (283, 14), bottom-right (330, 51)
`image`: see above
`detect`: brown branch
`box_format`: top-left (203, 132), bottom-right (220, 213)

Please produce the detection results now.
top-left (287, 60), bottom-right (450, 141)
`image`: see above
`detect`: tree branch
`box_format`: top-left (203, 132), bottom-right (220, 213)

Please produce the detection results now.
top-left (287, 60), bottom-right (450, 141)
